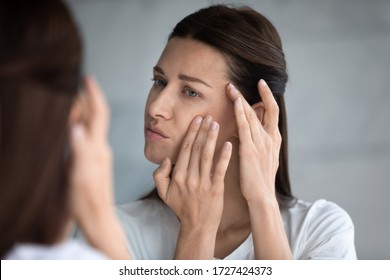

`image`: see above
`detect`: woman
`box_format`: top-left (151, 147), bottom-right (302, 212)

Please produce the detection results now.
top-left (0, 0), bottom-right (129, 259)
top-left (117, 4), bottom-right (356, 259)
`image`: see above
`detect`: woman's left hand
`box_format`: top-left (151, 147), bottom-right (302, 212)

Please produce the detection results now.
top-left (226, 79), bottom-right (292, 259)
top-left (226, 79), bottom-right (281, 204)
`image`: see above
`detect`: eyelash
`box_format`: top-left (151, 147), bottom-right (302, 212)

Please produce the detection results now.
top-left (151, 77), bottom-right (201, 98)
top-left (183, 88), bottom-right (200, 98)
top-left (151, 77), bottom-right (166, 88)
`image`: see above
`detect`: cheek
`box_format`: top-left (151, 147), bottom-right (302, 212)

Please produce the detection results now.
top-left (144, 90), bottom-right (154, 116)
top-left (212, 103), bottom-right (236, 144)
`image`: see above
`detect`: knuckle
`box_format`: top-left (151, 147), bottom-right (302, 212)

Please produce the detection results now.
top-left (185, 177), bottom-right (198, 188)
top-left (239, 121), bottom-right (250, 132)
top-left (192, 142), bottom-right (202, 152)
top-left (172, 172), bottom-right (184, 184)
top-left (212, 170), bottom-right (224, 181)
top-left (201, 152), bottom-right (210, 162)
top-left (271, 103), bottom-right (280, 115)
top-left (181, 141), bottom-right (192, 152)
top-left (276, 132), bottom-right (282, 143)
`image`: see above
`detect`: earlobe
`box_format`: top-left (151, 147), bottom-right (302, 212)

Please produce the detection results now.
top-left (252, 102), bottom-right (265, 124)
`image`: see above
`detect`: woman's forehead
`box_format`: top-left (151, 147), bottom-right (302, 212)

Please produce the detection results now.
top-left (157, 37), bottom-right (229, 82)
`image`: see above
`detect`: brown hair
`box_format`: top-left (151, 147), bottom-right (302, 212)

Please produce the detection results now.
top-left (167, 5), bottom-right (295, 207)
top-left (0, 0), bottom-right (82, 258)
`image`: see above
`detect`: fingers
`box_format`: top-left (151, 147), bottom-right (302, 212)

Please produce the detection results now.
top-left (212, 142), bottom-right (232, 185)
top-left (84, 75), bottom-right (110, 138)
top-left (174, 114), bottom-right (226, 187)
top-left (188, 115), bottom-right (213, 176)
top-left (199, 120), bottom-right (220, 179)
top-left (225, 80), bottom-right (280, 138)
top-left (154, 157), bottom-right (172, 203)
top-left (226, 84), bottom-right (262, 142)
top-left (257, 79), bottom-right (279, 133)
top-left (174, 116), bottom-right (203, 172)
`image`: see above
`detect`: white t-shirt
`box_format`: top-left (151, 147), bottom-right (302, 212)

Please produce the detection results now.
top-left (5, 239), bottom-right (107, 260)
top-left (116, 198), bottom-right (357, 260)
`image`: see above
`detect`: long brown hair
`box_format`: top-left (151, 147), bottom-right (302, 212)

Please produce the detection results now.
top-left (144, 4), bottom-right (295, 207)
top-left (0, 0), bottom-right (82, 258)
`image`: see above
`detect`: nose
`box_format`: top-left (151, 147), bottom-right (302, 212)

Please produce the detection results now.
top-left (146, 87), bottom-right (174, 120)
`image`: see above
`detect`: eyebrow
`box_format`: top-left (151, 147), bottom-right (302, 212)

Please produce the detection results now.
top-left (153, 66), bottom-right (213, 88)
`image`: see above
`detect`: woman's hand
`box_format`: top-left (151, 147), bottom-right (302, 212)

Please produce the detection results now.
top-left (69, 76), bottom-right (113, 228)
top-left (153, 115), bottom-right (232, 259)
top-left (69, 76), bottom-right (131, 259)
top-left (226, 79), bottom-right (281, 204)
top-left (226, 79), bottom-right (292, 259)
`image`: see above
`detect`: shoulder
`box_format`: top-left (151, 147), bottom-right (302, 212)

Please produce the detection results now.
top-left (116, 198), bottom-right (177, 226)
top-left (5, 240), bottom-right (107, 260)
top-left (284, 199), bottom-right (354, 230)
top-left (116, 198), bottom-right (179, 260)
top-left (282, 199), bottom-right (356, 259)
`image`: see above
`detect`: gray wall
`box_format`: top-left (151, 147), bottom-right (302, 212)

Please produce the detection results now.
top-left (67, 0), bottom-right (390, 259)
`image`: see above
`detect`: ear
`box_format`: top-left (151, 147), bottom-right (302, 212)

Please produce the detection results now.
top-left (252, 102), bottom-right (265, 124)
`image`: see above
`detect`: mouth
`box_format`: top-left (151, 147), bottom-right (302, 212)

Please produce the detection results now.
top-left (145, 125), bottom-right (168, 141)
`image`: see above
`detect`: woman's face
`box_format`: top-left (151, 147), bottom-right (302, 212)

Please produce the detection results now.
top-left (144, 37), bottom-right (236, 164)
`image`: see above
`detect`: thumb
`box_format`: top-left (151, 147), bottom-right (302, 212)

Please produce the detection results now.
top-left (153, 158), bottom-right (172, 203)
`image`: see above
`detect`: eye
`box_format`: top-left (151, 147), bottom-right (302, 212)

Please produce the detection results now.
top-left (152, 77), bottom-right (167, 88)
top-left (183, 88), bottom-right (200, 98)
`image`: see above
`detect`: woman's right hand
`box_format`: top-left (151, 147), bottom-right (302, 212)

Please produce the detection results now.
top-left (153, 115), bottom-right (232, 259)
top-left (69, 76), bottom-right (113, 231)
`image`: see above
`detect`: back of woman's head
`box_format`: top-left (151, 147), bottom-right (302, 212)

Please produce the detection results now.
top-left (0, 0), bottom-right (82, 258)
top-left (169, 4), bottom-right (294, 207)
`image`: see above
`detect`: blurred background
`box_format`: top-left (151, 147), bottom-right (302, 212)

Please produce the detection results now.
top-left (66, 0), bottom-right (390, 259)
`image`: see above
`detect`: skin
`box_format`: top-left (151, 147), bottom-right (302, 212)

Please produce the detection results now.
top-left (149, 38), bottom-right (292, 259)
top-left (144, 38), bottom-right (236, 165)
top-left (68, 76), bottom-right (131, 260)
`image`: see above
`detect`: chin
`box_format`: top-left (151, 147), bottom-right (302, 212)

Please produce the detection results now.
top-left (144, 147), bottom-right (177, 165)
top-left (144, 149), bottom-right (167, 165)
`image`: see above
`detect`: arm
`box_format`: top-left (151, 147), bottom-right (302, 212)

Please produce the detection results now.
top-left (226, 80), bottom-right (292, 259)
top-left (153, 116), bottom-right (232, 259)
top-left (69, 76), bottom-right (131, 260)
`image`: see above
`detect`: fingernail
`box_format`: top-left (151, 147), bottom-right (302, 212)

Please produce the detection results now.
top-left (194, 116), bottom-right (202, 124)
top-left (72, 124), bottom-right (85, 141)
top-left (161, 157), bottom-right (168, 166)
top-left (229, 83), bottom-right (238, 96)
top-left (260, 79), bottom-right (267, 87)
top-left (224, 142), bottom-right (232, 151)
top-left (204, 115), bottom-right (212, 124)
top-left (210, 121), bottom-right (219, 130)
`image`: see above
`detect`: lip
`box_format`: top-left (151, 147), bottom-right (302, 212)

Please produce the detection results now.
top-left (145, 125), bottom-right (168, 141)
